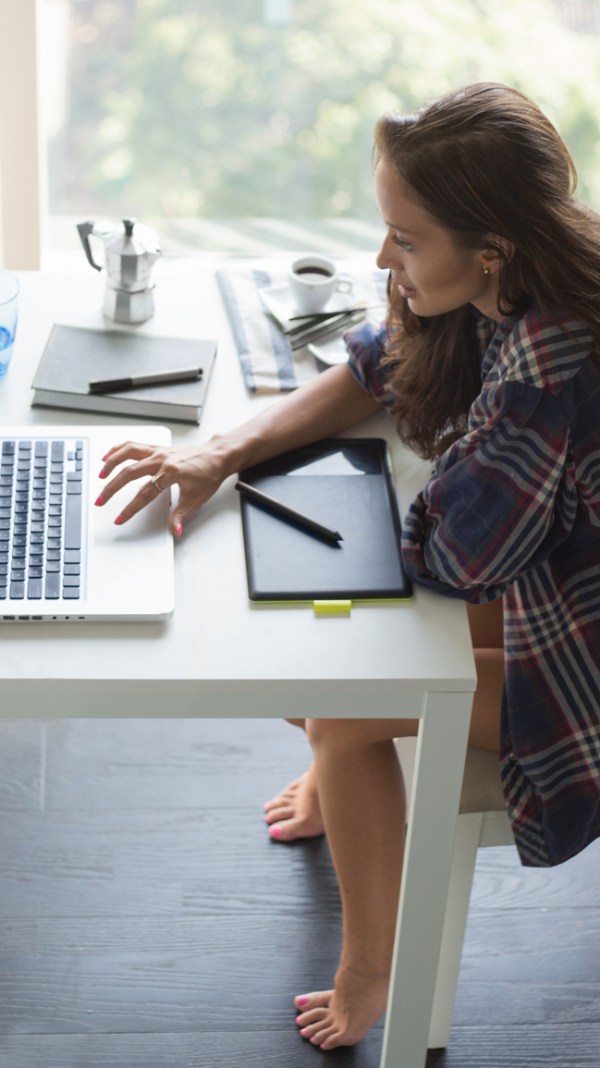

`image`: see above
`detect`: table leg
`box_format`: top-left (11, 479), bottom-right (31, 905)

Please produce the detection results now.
top-left (379, 691), bottom-right (472, 1068)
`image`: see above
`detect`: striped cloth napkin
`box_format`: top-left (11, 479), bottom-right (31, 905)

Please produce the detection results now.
top-left (216, 256), bottom-right (387, 393)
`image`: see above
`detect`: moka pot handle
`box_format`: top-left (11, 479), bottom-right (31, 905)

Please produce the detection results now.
top-left (76, 221), bottom-right (103, 271)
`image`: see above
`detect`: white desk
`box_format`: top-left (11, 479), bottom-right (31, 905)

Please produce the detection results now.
top-left (0, 264), bottom-right (476, 1068)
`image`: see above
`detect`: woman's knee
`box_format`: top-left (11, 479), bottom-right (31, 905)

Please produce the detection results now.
top-left (305, 717), bottom-right (419, 750)
top-left (305, 717), bottom-right (360, 750)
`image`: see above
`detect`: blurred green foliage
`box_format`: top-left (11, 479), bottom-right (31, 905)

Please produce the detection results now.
top-left (52, 0), bottom-right (600, 225)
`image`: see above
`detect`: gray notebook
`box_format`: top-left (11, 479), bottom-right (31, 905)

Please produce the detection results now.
top-left (31, 324), bottom-right (217, 424)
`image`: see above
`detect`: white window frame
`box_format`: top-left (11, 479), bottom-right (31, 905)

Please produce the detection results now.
top-left (0, 0), bottom-right (44, 268)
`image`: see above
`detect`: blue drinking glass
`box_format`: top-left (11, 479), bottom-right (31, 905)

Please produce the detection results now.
top-left (0, 269), bottom-right (19, 376)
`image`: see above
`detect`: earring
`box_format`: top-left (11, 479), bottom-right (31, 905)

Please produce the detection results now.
top-left (482, 264), bottom-right (491, 276)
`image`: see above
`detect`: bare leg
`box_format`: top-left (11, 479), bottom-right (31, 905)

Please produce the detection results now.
top-left (468, 598), bottom-right (505, 751)
top-left (293, 597), bottom-right (505, 1049)
top-left (295, 718), bottom-right (407, 1048)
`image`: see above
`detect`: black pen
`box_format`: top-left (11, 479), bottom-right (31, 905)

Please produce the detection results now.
top-left (88, 367), bottom-right (203, 393)
top-left (235, 480), bottom-right (343, 546)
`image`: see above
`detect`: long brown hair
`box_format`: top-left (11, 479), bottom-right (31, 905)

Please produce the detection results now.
top-left (375, 82), bottom-right (600, 458)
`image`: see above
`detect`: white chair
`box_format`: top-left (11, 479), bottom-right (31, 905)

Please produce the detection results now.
top-left (394, 737), bottom-right (515, 1049)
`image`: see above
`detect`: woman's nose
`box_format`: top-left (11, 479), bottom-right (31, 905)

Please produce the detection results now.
top-left (376, 233), bottom-right (395, 271)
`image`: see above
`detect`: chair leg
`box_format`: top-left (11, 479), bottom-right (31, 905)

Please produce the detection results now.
top-left (427, 812), bottom-right (483, 1048)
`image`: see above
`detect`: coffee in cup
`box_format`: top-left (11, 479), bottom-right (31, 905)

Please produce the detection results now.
top-left (289, 255), bottom-right (352, 315)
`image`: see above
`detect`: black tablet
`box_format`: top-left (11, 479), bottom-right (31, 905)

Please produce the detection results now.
top-left (238, 438), bottom-right (412, 603)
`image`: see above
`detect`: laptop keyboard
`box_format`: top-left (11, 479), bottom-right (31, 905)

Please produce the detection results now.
top-left (0, 436), bottom-right (86, 601)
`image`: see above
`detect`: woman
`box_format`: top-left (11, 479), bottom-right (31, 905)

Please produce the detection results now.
top-left (95, 83), bottom-right (600, 1050)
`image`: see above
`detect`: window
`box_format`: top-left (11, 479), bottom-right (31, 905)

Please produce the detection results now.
top-left (28, 0), bottom-right (600, 262)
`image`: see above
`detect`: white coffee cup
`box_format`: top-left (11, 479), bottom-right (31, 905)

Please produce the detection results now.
top-left (288, 255), bottom-right (352, 315)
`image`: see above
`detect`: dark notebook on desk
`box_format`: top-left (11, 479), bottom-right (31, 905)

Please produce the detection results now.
top-left (31, 324), bottom-right (217, 424)
top-left (239, 438), bottom-right (412, 603)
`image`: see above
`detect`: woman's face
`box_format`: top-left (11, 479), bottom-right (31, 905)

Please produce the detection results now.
top-left (375, 158), bottom-right (501, 321)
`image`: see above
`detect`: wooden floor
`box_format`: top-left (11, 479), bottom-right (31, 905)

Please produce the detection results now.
top-left (0, 717), bottom-right (599, 1068)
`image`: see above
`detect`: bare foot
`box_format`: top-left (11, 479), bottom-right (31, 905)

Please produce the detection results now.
top-left (293, 964), bottom-right (389, 1049)
top-left (263, 762), bottom-right (325, 842)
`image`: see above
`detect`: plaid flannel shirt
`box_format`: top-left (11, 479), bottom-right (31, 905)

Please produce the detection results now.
top-left (346, 308), bottom-right (600, 867)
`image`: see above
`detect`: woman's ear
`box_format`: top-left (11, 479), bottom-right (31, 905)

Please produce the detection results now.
top-left (481, 236), bottom-right (515, 273)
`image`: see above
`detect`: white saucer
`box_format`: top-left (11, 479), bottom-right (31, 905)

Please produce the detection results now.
top-left (258, 282), bottom-right (355, 329)
top-left (307, 337), bottom-right (349, 369)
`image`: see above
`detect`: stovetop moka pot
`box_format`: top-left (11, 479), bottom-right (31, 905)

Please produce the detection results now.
top-left (76, 217), bottom-right (162, 324)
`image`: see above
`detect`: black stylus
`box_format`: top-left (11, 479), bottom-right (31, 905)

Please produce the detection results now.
top-left (235, 480), bottom-right (343, 546)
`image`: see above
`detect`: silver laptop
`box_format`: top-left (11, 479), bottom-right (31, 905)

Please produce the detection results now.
top-left (0, 425), bottom-right (174, 622)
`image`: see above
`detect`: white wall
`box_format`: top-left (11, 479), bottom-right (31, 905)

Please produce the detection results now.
top-left (0, 0), bottom-right (43, 268)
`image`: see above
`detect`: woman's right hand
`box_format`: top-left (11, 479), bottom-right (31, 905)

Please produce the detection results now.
top-left (94, 364), bottom-right (382, 538)
top-left (94, 436), bottom-right (232, 537)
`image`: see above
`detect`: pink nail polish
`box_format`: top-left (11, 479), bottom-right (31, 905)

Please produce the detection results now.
top-left (94, 495), bottom-right (103, 506)
top-left (175, 521), bottom-right (183, 537)
top-left (114, 515), bottom-right (125, 526)
top-left (296, 995), bottom-right (309, 1007)
top-left (99, 467), bottom-right (108, 478)
top-left (269, 825), bottom-right (281, 838)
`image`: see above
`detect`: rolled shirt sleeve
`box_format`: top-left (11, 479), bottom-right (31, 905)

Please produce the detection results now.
top-left (344, 321), bottom-right (395, 406)
top-left (402, 379), bottom-right (577, 602)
